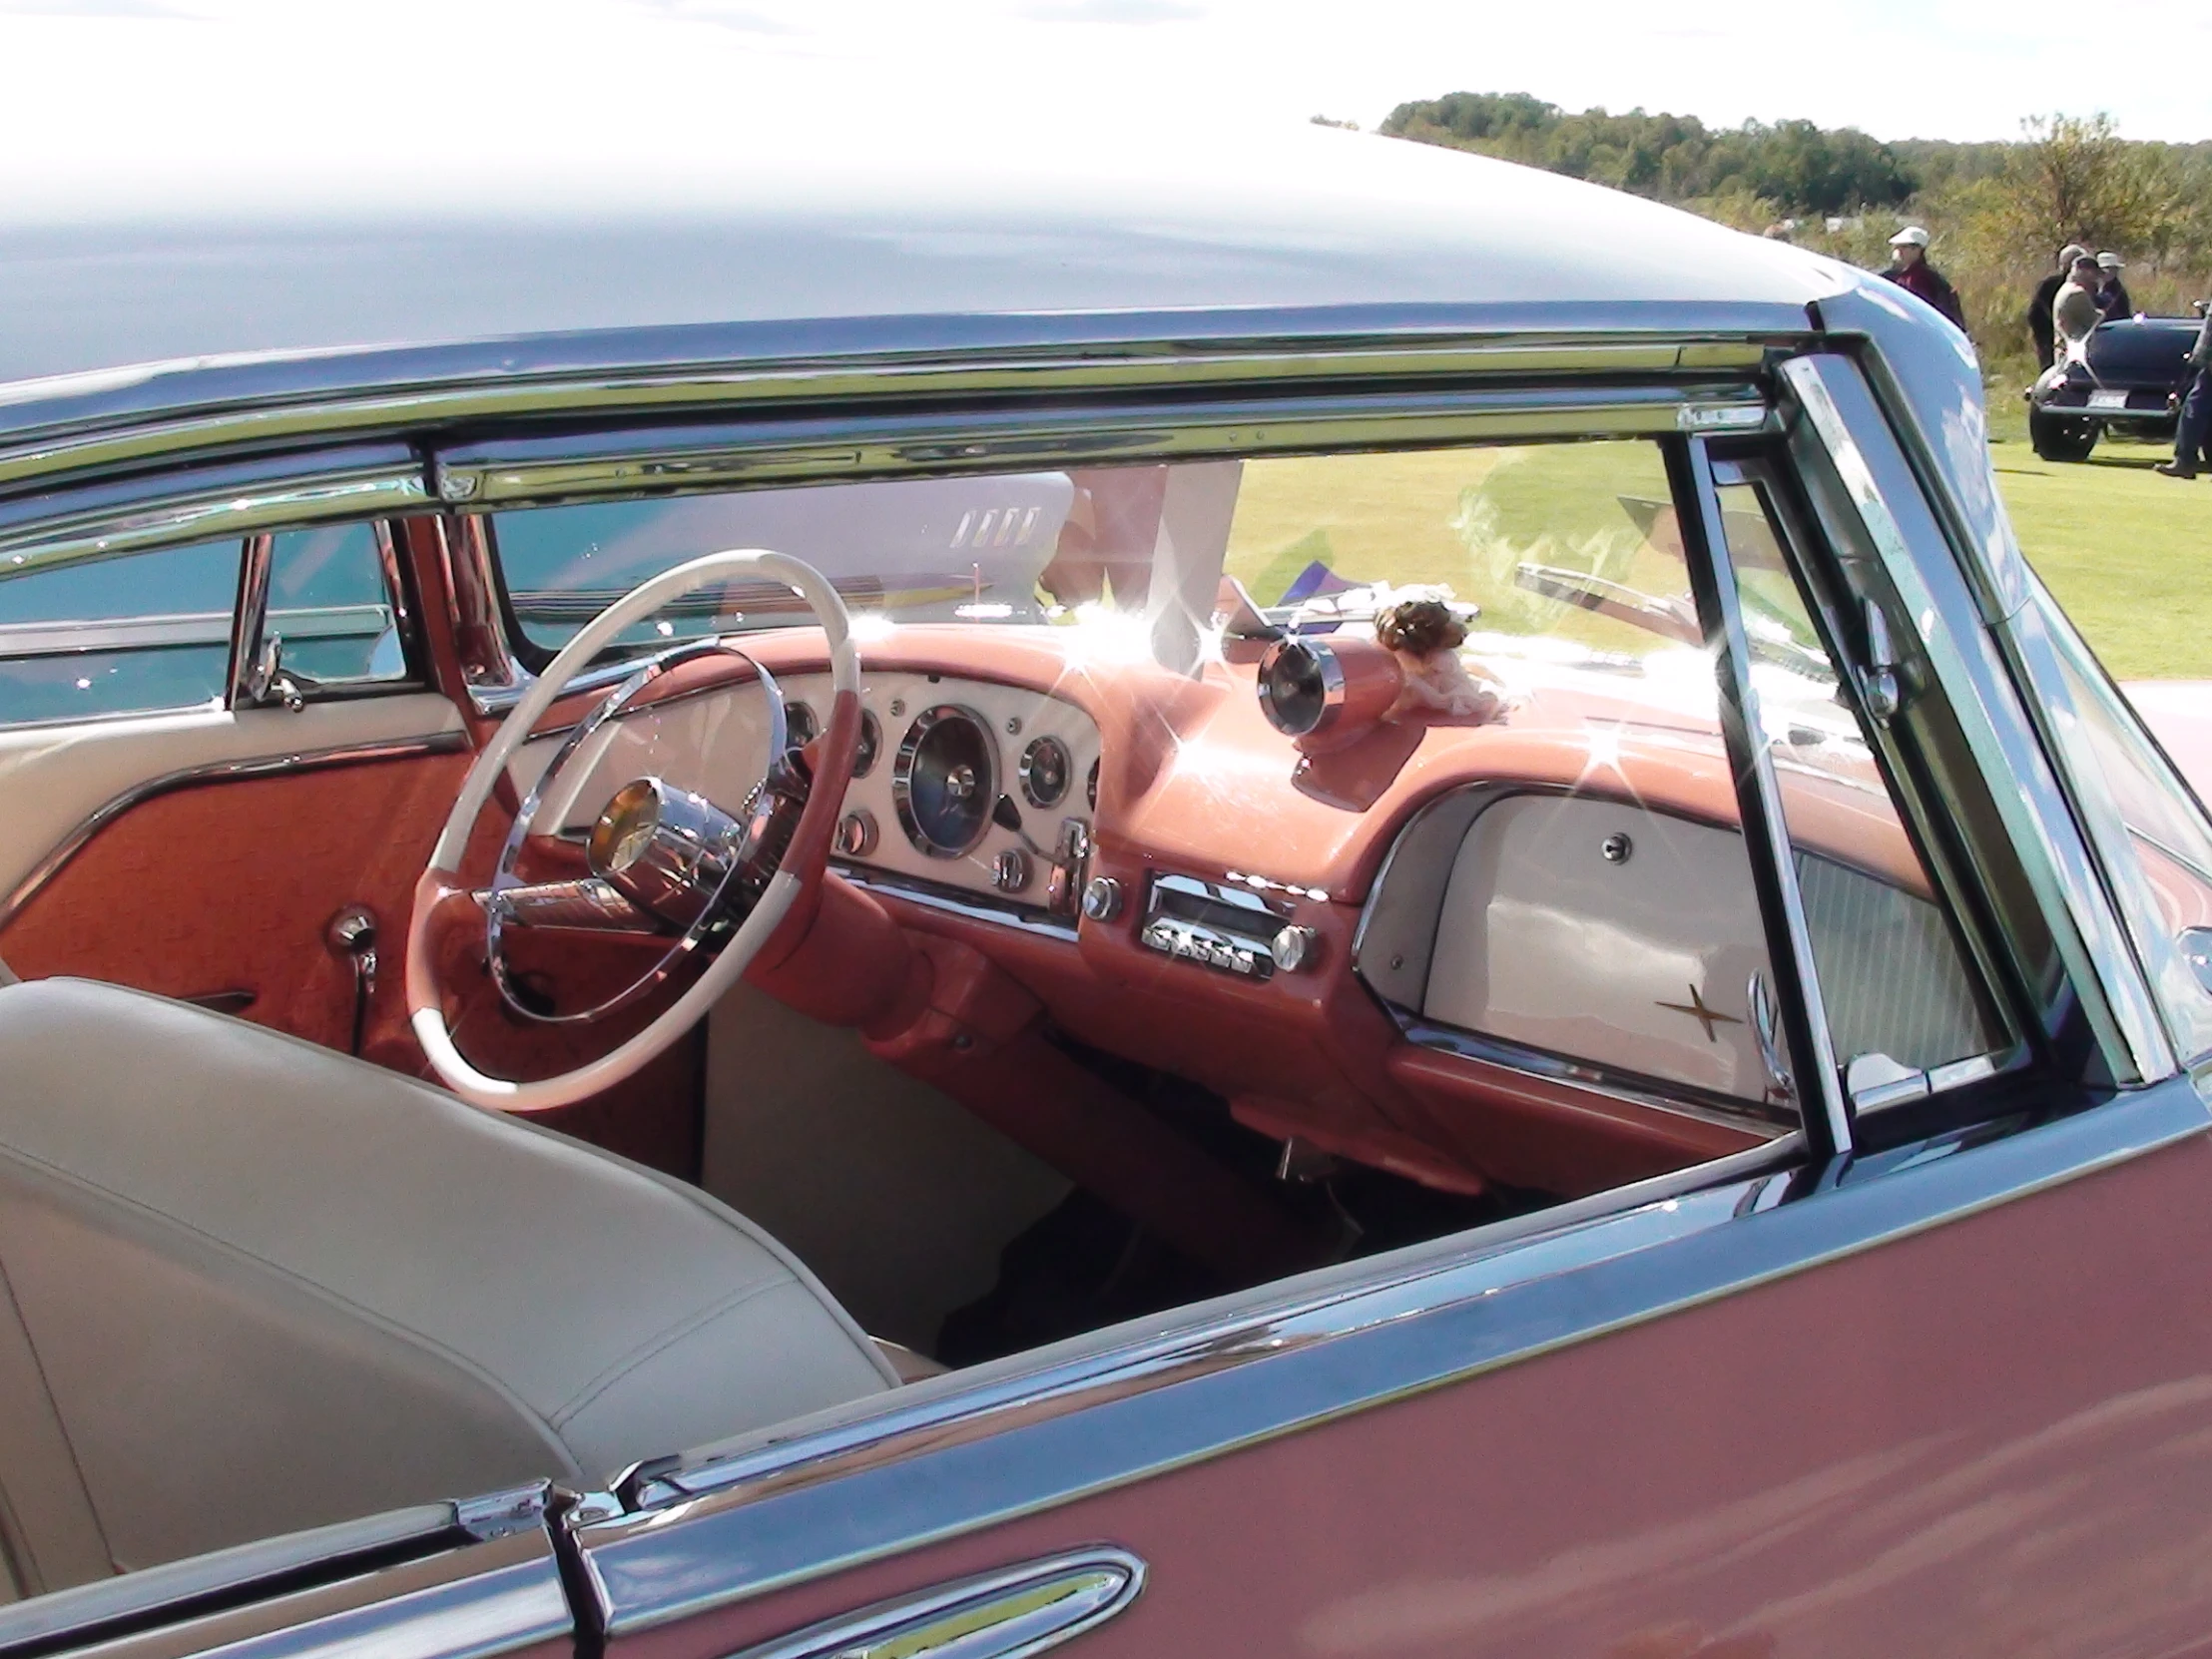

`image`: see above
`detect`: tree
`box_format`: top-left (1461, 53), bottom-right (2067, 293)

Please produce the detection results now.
top-left (2001, 113), bottom-right (2191, 258)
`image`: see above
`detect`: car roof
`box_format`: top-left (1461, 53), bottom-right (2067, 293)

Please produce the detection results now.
top-left (0, 122), bottom-right (1848, 398)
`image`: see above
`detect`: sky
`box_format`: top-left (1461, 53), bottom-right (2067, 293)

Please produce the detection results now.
top-left (0, 0), bottom-right (2203, 159)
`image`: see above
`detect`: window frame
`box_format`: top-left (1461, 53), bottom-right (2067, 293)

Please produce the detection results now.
top-left (0, 518), bottom-right (425, 734)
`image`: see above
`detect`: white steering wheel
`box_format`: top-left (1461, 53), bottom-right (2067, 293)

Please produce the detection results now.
top-left (407, 550), bottom-right (858, 1110)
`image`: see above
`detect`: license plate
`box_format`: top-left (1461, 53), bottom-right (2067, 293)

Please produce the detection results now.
top-left (2089, 388), bottom-right (2129, 409)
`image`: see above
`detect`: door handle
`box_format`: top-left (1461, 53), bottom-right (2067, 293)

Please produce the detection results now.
top-left (728, 1547), bottom-right (1145, 1659)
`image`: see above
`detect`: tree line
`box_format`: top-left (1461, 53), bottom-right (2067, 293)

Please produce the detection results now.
top-left (1373, 94), bottom-right (2212, 380)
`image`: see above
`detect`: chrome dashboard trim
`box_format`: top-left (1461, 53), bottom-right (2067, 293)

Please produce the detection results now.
top-left (1391, 1013), bottom-right (1796, 1136)
top-left (0, 731), bottom-right (469, 932)
top-left (835, 862), bottom-right (1079, 941)
top-left (580, 1084), bottom-right (2207, 1634)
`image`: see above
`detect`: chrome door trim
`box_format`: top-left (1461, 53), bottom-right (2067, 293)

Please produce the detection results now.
top-left (428, 383), bottom-right (1767, 509)
top-left (0, 731), bottom-right (468, 931)
top-left (1778, 353), bottom-right (2171, 1085)
top-left (0, 1527), bottom-right (568, 1659)
top-left (578, 1084), bottom-right (2206, 1633)
top-left (727, 1548), bottom-right (1145, 1659)
top-left (1678, 435), bottom-right (1852, 1154)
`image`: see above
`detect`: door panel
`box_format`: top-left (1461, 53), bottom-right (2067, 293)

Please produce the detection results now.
top-left (0, 742), bottom-right (467, 1055)
top-left (601, 1116), bottom-right (2212, 1659)
top-left (0, 694), bottom-right (463, 905)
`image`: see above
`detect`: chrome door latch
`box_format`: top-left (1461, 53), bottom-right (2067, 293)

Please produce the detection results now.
top-left (326, 906), bottom-right (377, 1055)
top-left (244, 634), bottom-right (320, 713)
top-left (1859, 597), bottom-right (1906, 725)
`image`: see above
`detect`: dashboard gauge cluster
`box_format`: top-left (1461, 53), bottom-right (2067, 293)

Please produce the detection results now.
top-left (773, 670), bottom-right (1102, 923)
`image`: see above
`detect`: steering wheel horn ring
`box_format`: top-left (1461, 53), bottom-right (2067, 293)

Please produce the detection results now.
top-left (407, 549), bottom-right (860, 1110)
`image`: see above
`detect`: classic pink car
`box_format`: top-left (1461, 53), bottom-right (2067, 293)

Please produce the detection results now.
top-left (2, 109), bottom-right (2211, 1659)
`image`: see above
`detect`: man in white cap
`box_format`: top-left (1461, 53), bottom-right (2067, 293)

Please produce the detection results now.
top-left (1882, 227), bottom-right (1964, 328)
top-left (2094, 252), bottom-right (2134, 322)
top-left (2028, 244), bottom-right (2090, 370)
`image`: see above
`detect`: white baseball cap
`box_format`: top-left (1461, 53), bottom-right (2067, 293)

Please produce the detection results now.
top-left (2097, 252), bottom-right (2125, 271)
top-left (1889, 226), bottom-right (1930, 248)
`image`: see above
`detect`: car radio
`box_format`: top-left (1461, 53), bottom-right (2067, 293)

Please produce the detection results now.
top-left (1135, 873), bottom-right (1318, 979)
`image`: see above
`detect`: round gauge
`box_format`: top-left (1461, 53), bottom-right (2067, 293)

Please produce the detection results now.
top-left (891, 706), bottom-right (996, 858)
top-left (1087, 757), bottom-right (1099, 811)
top-left (852, 710), bottom-right (881, 779)
top-left (1019, 735), bottom-right (1072, 808)
top-left (784, 700), bottom-right (820, 753)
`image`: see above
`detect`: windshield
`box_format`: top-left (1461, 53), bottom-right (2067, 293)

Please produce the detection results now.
top-left (493, 472), bottom-right (1101, 661)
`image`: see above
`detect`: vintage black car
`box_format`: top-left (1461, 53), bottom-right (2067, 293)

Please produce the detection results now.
top-left (2027, 306), bottom-right (2209, 461)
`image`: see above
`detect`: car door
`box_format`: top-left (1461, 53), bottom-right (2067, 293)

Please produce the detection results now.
top-left (559, 358), bottom-right (2212, 1659)
top-left (0, 445), bottom-right (470, 1059)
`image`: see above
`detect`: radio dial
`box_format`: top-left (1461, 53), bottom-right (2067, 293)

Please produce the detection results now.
top-left (1270, 924), bottom-right (1321, 972)
top-left (1080, 876), bottom-right (1124, 921)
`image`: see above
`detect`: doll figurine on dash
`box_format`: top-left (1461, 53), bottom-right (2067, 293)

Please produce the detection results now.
top-left (1375, 598), bottom-right (1506, 723)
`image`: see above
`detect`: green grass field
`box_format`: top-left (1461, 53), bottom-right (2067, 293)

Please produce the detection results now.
top-left (1216, 428), bottom-right (2211, 682)
top-left (1989, 428), bottom-right (2212, 680)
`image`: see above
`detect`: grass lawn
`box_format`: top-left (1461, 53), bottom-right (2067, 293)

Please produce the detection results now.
top-left (1214, 422), bottom-right (2211, 682)
top-left (1989, 424), bottom-right (2212, 680)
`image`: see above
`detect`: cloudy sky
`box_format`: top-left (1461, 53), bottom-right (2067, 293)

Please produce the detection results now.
top-left (0, 0), bottom-right (2203, 150)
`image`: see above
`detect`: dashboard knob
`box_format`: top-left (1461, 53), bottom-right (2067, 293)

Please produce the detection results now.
top-left (833, 810), bottom-right (878, 858)
top-left (1270, 924), bottom-right (1321, 972)
top-left (992, 847), bottom-right (1032, 894)
top-left (1080, 875), bottom-right (1124, 921)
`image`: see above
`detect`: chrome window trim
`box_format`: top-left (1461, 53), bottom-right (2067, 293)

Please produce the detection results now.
top-left (0, 731), bottom-right (468, 931)
top-left (0, 468), bottom-right (429, 580)
top-left (1777, 353), bottom-right (2171, 1086)
top-left (226, 531), bottom-right (273, 708)
top-left (579, 1082), bottom-right (2207, 1633)
top-left (430, 383), bottom-right (1770, 509)
top-left (0, 317), bottom-right (1797, 495)
top-left (1677, 435), bottom-right (1852, 1152)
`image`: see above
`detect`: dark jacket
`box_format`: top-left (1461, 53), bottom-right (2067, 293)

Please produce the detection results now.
top-left (2096, 278), bottom-right (2134, 320)
top-left (2028, 273), bottom-right (2065, 368)
top-left (1886, 260), bottom-right (1965, 329)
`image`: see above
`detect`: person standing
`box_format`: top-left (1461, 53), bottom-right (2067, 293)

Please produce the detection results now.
top-left (2153, 304), bottom-right (2211, 480)
top-left (2052, 253), bottom-right (2106, 360)
top-left (2029, 243), bottom-right (2090, 370)
top-left (1882, 227), bottom-right (1965, 329)
top-left (2095, 253), bottom-right (2134, 321)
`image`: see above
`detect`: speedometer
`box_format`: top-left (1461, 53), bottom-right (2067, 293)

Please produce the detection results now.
top-left (891, 706), bottom-right (996, 857)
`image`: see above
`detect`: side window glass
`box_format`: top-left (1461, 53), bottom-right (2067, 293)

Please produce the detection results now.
top-left (0, 538), bottom-right (241, 726)
top-left (2028, 583), bottom-right (2212, 1061)
top-left (1710, 473), bottom-right (2002, 1097)
top-left (264, 523), bottom-right (410, 686)
top-left (1246, 440), bottom-right (1789, 1115)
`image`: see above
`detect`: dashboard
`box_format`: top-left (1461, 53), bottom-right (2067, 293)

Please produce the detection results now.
top-left (501, 624), bottom-right (1984, 1206)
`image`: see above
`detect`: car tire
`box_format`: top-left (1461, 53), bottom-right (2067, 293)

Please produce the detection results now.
top-left (2029, 409), bottom-right (2100, 463)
